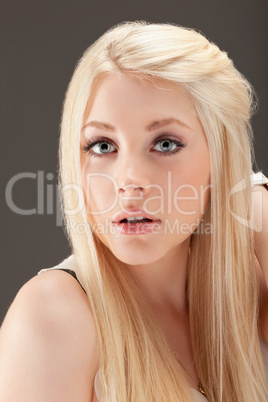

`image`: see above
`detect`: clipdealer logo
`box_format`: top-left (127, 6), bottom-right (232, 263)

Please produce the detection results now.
top-left (66, 217), bottom-right (213, 238)
top-left (4, 171), bottom-right (263, 232)
top-left (5, 171), bottom-right (63, 226)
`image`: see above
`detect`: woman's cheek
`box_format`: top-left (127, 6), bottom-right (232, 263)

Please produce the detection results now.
top-left (84, 174), bottom-right (117, 216)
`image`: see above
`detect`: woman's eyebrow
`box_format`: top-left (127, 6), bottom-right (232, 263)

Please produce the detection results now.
top-left (82, 121), bottom-right (114, 131)
top-left (146, 118), bottom-right (192, 131)
top-left (82, 117), bottom-right (192, 132)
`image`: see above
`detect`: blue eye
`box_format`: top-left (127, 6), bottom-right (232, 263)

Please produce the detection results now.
top-left (90, 141), bottom-right (116, 155)
top-left (153, 138), bottom-right (183, 153)
top-left (81, 137), bottom-right (116, 157)
top-left (152, 137), bottom-right (185, 156)
top-left (82, 136), bottom-right (185, 157)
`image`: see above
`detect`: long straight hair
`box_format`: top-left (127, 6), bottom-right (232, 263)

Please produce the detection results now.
top-left (59, 21), bottom-right (268, 401)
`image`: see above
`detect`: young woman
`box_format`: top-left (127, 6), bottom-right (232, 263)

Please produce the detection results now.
top-left (0, 21), bottom-right (268, 401)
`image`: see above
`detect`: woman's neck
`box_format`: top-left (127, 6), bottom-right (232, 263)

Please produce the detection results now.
top-left (125, 238), bottom-right (190, 314)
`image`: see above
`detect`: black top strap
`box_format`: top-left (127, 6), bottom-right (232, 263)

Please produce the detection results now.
top-left (57, 268), bottom-right (86, 294)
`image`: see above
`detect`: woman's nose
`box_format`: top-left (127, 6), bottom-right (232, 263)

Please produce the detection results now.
top-left (116, 154), bottom-right (152, 197)
top-left (118, 184), bottom-right (144, 197)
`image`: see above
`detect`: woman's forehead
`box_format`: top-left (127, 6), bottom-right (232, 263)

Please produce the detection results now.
top-left (83, 72), bottom-right (194, 125)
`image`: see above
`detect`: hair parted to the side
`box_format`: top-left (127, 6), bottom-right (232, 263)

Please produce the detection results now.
top-left (59, 21), bottom-right (268, 401)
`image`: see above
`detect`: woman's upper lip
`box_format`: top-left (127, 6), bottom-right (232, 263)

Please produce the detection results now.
top-left (112, 209), bottom-right (161, 223)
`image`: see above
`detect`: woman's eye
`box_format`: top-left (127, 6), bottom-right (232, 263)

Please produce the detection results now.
top-left (82, 139), bottom-right (116, 157)
top-left (82, 136), bottom-right (185, 157)
top-left (91, 141), bottom-right (116, 155)
top-left (153, 138), bottom-right (185, 154)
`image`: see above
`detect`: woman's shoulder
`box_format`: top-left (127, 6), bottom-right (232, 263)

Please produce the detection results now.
top-left (0, 256), bottom-right (99, 400)
top-left (12, 255), bottom-right (90, 325)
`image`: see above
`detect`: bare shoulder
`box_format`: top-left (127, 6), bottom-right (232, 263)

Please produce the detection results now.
top-left (0, 269), bottom-right (99, 401)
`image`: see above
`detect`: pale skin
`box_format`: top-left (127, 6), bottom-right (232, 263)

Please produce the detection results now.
top-left (0, 73), bottom-right (267, 401)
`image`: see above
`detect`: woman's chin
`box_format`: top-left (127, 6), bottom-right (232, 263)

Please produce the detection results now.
top-left (109, 245), bottom-right (165, 266)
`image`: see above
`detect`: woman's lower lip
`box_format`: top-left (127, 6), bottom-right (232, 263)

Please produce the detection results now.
top-left (112, 221), bottom-right (161, 235)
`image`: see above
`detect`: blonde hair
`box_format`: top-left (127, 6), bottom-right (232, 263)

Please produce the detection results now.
top-left (59, 21), bottom-right (268, 401)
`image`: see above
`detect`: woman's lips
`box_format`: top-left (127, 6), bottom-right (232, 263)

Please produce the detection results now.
top-left (112, 208), bottom-right (160, 224)
top-left (112, 220), bottom-right (161, 235)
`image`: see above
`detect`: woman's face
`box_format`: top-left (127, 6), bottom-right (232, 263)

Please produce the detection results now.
top-left (80, 73), bottom-right (210, 265)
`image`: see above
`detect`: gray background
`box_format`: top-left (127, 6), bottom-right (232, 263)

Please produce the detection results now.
top-left (1, 0), bottom-right (267, 323)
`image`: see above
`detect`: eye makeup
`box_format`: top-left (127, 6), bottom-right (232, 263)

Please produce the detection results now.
top-left (81, 134), bottom-right (186, 158)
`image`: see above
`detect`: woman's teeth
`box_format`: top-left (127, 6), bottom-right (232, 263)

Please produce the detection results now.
top-left (121, 217), bottom-right (153, 223)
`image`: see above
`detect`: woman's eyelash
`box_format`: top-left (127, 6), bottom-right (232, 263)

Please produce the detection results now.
top-left (81, 136), bottom-right (114, 156)
top-left (153, 136), bottom-right (186, 156)
top-left (81, 135), bottom-right (186, 157)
